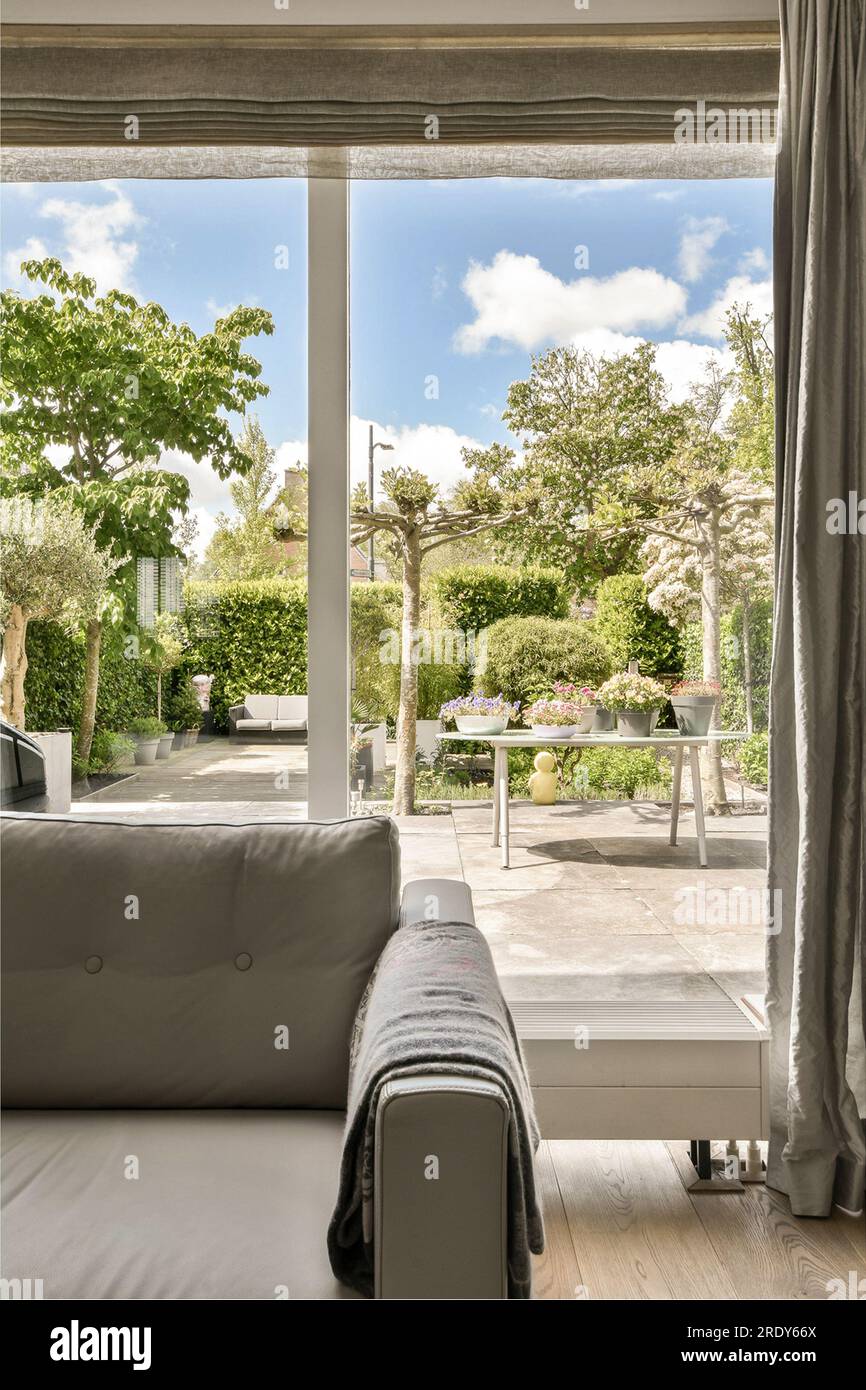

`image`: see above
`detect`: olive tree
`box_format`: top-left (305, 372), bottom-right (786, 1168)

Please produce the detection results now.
top-left (0, 496), bottom-right (116, 729)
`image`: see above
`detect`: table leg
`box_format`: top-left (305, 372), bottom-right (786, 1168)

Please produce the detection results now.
top-left (670, 746), bottom-right (683, 846)
top-left (499, 749), bottom-right (510, 869)
top-left (689, 745), bottom-right (708, 868)
top-left (491, 746), bottom-right (501, 847)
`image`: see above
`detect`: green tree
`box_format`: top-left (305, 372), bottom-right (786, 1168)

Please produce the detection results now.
top-left (141, 611), bottom-right (188, 723)
top-left (0, 257), bottom-right (273, 761)
top-left (0, 495), bottom-right (116, 729)
top-left (199, 418), bottom-right (302, 580)
top-left (594, 573), bottom-right (683, 677)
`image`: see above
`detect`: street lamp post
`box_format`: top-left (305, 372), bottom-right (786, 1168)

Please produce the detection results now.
top-left (367, 425), bottom-right (394, 580)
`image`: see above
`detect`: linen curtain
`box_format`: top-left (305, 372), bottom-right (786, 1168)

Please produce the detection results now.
top-left (767, 0), bottom-right (866, 1217)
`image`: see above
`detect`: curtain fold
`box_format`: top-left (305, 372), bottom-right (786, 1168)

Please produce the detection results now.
top-left (767, 0), bottom-right (866, 1217)
top-left (1, 34), bottom-right (778, 152)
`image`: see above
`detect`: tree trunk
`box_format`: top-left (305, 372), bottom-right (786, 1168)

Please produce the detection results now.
top-left (741, 591), bottom-right (754, 735)
top-left (698, 513), bottom-right (730, 814)
top-left (1, 604), bottom-right (29, 730)
top-left (157, 673), bottom-right (162, 724)
top-left (392, 531), bottom-right (421, 817)
top-left (77, 618), bottom-right (103, 767)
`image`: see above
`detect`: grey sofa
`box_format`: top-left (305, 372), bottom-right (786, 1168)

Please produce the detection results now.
top-left (228, 694), bottom-right (308, 740)
top-left (0, 813), bottom-right (512, 1300)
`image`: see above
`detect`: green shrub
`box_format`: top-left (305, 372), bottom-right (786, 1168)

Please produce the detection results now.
top-left (166, 676), bottom-right (203, 733)
top-left (431, 564), bottom-right (568, 633)
top-left (737, 731), bottom-right (769, 788)
top-left (577, 746), bottom-right (673, 799)
top-left (482, 616), bottom-right (614, 711)
top-left (87, 730), bottom-right (135, 774)
top-left (128, 716), bottom-right (166, 737)
top-left (380, 659), bottom-right (464, 720)
top-left (594, 573), bottom-right (683, 677)
top-left (351, 581), bottom-right (402, 721)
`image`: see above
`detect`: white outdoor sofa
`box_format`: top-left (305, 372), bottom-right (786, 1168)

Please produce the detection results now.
top-left (228, 695), bottom-right (308, 741)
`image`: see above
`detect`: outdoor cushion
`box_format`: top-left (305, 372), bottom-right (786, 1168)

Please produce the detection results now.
top-left (271, 719), bottom-right (306, 732)
top-left (1, 1109), bottom-right (358, 1301)
top-left (278, 696), bottom-right (308, 722)
top-left (1, 814), bottom-right (400, 1109)
top-left (234, 718), bottom-right (272, 731)
top-left (243, 695), bottom-right (279, 720)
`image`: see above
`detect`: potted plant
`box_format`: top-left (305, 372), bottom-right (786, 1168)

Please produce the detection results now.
top-left (127, 717), bottom-right (166, 766)
top-left (553, 682), bottom-right (597, 734)
top-left (167, 679), bottom-right (203, 749)
top-left (524, 697), bottom-right (585, 739)
top-left (439, 693), bottom-right (519, 736)
top-left (596, 673), bottom-right (667, 739)
top-left (669, 679), bottom-right (720, 736)
top-left (351, 731), bottom-right (375, 785)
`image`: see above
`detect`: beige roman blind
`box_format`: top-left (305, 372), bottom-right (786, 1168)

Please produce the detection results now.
top-left (0, 22), bottom-right (780, 180)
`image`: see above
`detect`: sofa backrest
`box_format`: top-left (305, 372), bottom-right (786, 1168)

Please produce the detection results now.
top-left (1, 814), bottom-right (399, 1110)
top-left (244, 694), bottom-right (279, 719)
top-left (278, 696), bottom-right (308, 723)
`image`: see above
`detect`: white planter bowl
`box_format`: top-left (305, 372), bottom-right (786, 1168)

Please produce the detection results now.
top-left (575, 707), bottom-right (597, 734)
top-left (531, 724), bottom-right (578, 739)
top-left (454, 715), bottom-right (508, 735)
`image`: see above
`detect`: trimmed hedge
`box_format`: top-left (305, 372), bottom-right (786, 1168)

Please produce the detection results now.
top-left (183, 579), bottom-right (308, 730)
top-left (482, 616), bottom-right (614, 711)
top-left (594, 573), bottom-right (683, 678)
top-left (19, 620), bottom-right (158, 736)
top-left (431, 564), bottom-right (568, 633)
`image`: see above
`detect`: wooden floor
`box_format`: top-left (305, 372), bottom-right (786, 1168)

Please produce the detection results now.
top-left (533, 1141), bottom-right (865, 1300)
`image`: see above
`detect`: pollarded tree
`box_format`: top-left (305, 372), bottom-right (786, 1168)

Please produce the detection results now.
top-left (275, 461), bottom-right (536, 815)
top-left (0, 257), bottom-right (274, 762)
top-left (0, 496), bottom-right (116, 729)
top-left (141, 611), bottom-right (189, 724)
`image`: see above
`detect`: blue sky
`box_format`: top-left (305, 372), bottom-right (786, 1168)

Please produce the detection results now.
top-left (2, 175), bottom-right (772, 554)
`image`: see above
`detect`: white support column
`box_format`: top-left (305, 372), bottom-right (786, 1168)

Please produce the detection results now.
top-left (307, 176), bottom-right (350, 820)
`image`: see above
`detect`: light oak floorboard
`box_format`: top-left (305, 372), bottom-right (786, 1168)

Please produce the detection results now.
top-left (531, 1142), bottom-right (585, 1301)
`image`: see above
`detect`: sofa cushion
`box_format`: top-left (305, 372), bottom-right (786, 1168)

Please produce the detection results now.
top-left (278, 696), bottom-right (308, 722)
top-left (234, 718), bottom-right (272, 731)
top-left (1, 1110), bottom-right (359, 1300)
top-left (271, 719), bottom-right (306, 732)
top-left (243, 695), bottom-right (279, 720)
top-left (1, 815), bottom-right (400, 1109)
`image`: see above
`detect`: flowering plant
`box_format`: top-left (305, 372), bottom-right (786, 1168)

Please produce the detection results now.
top-left (439, 693), bottom-right (519, 722)
top-left (553, 682), bottom-right (597, 704)
top-left (525, 698), bottom-right (585, 726)
top-left (670, 679), bottom-right (720, 697)
top-left (596, 673), bottom-right (666, 713)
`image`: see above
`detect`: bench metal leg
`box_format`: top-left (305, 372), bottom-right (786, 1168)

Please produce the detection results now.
top-left (688, 745), bottom-right (708, 868)
top-left (670, 746), bottom-right (683, 846)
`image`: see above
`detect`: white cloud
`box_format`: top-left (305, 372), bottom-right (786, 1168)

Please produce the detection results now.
top-left (568, 328), bottom-right (731, 404)
top-left (677, 216), bottom-right (729, 283)
top-left (478, 402), bottom-right (500, 420)
top-left (739, 246), bottom-right (770, 273)
top-left (37, 182), bottom-right (143, 293)
top-left (679, 274), bottom-right (773, 339)
top-left (3, 236), bottom-right (49, 281)
top-left (454, 250), bottom-right (687, 354)
top-left (431, 266), bottom-right (448, 301)
top-left (273, 416), bottom-right (486, 498)
top-left (205, 295), bottom-right (260, 320)
top-left (652, 189), bottom-right (684, 203)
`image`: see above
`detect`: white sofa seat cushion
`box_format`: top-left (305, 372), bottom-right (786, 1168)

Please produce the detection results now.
top-left (271, 719), bottom-right (306, 732)
top-left (234, 718), bottom-right (272, 731)
top-left (1, 1110), bottom-right (359, 1301)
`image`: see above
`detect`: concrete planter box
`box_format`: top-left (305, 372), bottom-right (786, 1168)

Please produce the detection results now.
top-left (369, 721), bottom-right (387, 772)
top-left (415, 719), bottom-right (442, 763)
top-left (592, 707), bottom-right (615, 732)
top-left (156, 733), bottom-right (175, 760)
top-left (31, 731), bottom-right (72, 813)
top-left (172, 731), bottom-right (187, 751)
top-left (671, 695), bottom-right (717, 736)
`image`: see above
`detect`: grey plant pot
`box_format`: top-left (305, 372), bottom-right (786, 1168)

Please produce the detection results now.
top-left (615, 709), bottom-right (655, 738)
top-left (132, 736), bottom-right (160, 766)
top-left (592, 706), bottom-right (615, 732)
top-left (156, 733), bottom-right (175, 760)
top-left (172, 731), bottom-right (188, 751)
top-left (670, 695), bottom-right (717, 737)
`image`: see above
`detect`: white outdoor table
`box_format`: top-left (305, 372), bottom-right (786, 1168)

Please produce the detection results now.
top-left (438, 730), bottom-right (744, 869)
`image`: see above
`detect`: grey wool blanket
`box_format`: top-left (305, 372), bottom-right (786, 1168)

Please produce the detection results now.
top-left (327, 917), bottom-right (544, 1299)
